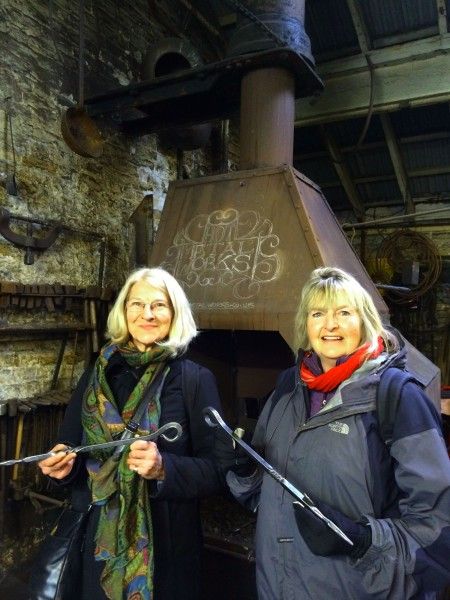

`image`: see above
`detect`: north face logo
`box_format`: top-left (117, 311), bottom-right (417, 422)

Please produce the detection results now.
top-left (328, 421), bottom-right (350, 435)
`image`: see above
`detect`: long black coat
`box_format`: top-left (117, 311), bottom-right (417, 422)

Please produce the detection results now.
top-left (55, 353), bottom-right (224, 600)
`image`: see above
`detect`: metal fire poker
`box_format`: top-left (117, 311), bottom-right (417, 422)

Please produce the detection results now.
top-left (0, 421), bottom-right (182, 467)
top-left (203, 407), bottom-right (353, 547)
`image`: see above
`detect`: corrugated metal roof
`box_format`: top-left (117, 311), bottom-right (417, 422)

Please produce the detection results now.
top-left (320, 185), bottom-right (351, 210)
top-left (297, 156), bottom-right (336, 183)
top-left (392, 104), bottom-right (450, 137)
top-left (402, 139), bottom-right (450, 171)
top-left (410, 173), bottom-right (450, 195)
top-left (207, 0), bottom-right (450, 214)
top-left (305, 0), bottom-right (358, 58)
top-left (327, 117), bottom-right (385, 146)
top-left (294, 102), bottom-right (450, 211)
top-left (360, 0), bottom-right (439, 40)
top-left (356, 179), bottom-right (401, 205)
top-left (346, 147), bottom-right (394, 179)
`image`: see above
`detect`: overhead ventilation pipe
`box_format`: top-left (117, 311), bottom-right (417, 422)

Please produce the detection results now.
top-left (227, 0), bottom-right (313, 170)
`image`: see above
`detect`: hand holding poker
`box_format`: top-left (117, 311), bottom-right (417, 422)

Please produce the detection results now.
top-left (294, 496), bottom-right (372, 559)
top-left (213, 427), bottom-right (255, 477)
top-left (128, 440), bottom-right (165, 480)
top-left (37, 444), bottom-right (76, 480)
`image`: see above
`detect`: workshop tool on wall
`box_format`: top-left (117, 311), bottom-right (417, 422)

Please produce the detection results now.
top-left (0, 421), bottom-right (182, 466)
top-left (375, 229), bottom-right (442, 305)
top-left (0, 280), bottom-right (114, 314)
top-left (60, 0), bottom-right (103, 158)
top-left (7, 403), bottom-right (70, 502)
top-left (86, 286), bottom-right (100, 353)
top-left (4, 97), bottom-right (19, 196)
top-left (11, 412), bottom-right (25, 481)
top-left (50, 335), bottom-right (69, 390)
top-left (203, 407), bottom-right (353, 546)
top-left (89, 299), bottom-right (98, 351)
top-left (69, 331), bottom-right (79, 390)
top-left (129, 195), bottom-right (154, 266)
top-left (0, 209), bottom-right (62, 265)
top-left (0, 402), bottom-right (9, 534)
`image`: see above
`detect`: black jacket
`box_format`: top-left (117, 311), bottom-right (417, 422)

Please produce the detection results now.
top-left (56, 353), bottom-right (224, 600)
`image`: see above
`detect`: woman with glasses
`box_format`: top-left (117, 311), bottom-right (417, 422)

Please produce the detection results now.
top-left (36, 267), bottom-right (223, 600)
top-left (217, 266), bottom-right (450, 599)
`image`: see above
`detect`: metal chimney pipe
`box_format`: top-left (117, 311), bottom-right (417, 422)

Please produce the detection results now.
top-left (239, 67), bottom-right (295, 169)
top-left (227, 0), bottom-right (312, 63)
top-left (227, 0), bottom-right (311, 169)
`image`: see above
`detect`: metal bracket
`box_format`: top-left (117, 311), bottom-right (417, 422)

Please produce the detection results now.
top-left (0, 209), bottom-right (62, 265)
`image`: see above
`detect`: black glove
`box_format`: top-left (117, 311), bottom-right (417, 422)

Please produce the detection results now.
top-left (213, 427), bottom-right (255, 477)
top-left (293, 497), bottom-right (372, 559)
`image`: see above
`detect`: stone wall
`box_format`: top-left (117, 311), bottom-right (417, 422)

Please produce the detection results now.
top-left (0, 0), bottom-right (216, 401)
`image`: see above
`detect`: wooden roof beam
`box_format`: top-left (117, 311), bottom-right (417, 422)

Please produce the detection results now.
top-left (437, 0), bottom-right (448, 36)
top-left (318, 164), bottom-right (450, 188)
top-left (294, 131), bottom-right (450, 162)
top-left (346, 0), bottom-right (372, 54)
top-left (295, 36), bottom-right (450, 126)
top-left (380, 113), bottom-right (415, 213)
top-left (320, 126), bottom-right (366, 219)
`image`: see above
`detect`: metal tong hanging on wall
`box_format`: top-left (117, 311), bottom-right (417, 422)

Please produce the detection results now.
top-left (4, 96), bottom-right (18, 195)
top-left (0, 421), bottom-right (182, 467)
top-left (203, 407), bottom-right (353, 546)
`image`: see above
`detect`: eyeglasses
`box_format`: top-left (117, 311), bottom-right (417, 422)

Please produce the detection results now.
top-left (126, 300), bottom-right (171, 315)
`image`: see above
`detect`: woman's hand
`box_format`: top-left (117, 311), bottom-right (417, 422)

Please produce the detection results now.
top-left (37, 444), bottom-right (76, 480)
top-left (128, 440), bottom-right (165, 480)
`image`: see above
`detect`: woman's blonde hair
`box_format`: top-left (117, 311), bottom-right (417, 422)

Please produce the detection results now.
top-left (294, 266), bottom-right (397, 353)
top-left (106, 267), bottom-right (197, 355)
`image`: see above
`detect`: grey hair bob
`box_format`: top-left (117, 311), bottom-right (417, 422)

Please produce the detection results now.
top-left (106, 267), bottom-right (197, 356)
top-left (294, 266), bottom-right (398, 353)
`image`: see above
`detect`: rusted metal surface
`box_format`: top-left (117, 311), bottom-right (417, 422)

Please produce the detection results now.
top-left (60, 106), bottom-right (104, 158)
top-left (83, 47), bottom-right (322, 135)
top-left (129, 195), bottom-right (153, 266)
top-left (0, 209), bottom-right (62, 266)
top-left (150, 165), bottom-right (440, 402)
top-left (150, 165), bottom-right (388, 346)
top-left (227, 0), bottom-right (313, 63)
top-left (240, 67), bottom-right (295, 169)
top-left (60, 0), bottom-right (104, 158)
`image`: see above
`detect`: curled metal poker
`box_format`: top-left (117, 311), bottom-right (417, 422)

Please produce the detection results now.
top-left (203, 407), bottom-right (353, 547)
top-left (0, 421), bottom-right (182, 467)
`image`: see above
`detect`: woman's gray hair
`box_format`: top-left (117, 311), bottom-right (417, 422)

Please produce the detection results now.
top-left (294, 266), bottom-right (398, 353)
top-left (106, 267), bottom-right (197, 355)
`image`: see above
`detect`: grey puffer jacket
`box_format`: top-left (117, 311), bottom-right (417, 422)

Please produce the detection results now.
top-left (227, 349), bottom-right (450, 599)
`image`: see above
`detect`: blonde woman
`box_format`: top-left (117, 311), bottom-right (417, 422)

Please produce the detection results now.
top-left (219, 266), bottom-right (450, 599)
top-left (37, 267), bottom-right (223, 600)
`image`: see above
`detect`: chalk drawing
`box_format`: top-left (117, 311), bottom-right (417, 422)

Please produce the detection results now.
top-left (191, 302), bottom-right (255, 311)
top-left (162, 208), bottom-right (281, 299)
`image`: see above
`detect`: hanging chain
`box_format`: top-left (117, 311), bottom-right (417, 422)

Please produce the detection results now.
top-left (223, 0), bottom-right (287, 48)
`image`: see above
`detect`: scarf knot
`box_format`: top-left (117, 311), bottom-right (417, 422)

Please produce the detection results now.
top-left (300, 337), bottom-right (384, 393)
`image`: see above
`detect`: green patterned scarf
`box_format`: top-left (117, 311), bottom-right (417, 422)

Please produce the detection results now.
top-left (82, 342), bottom-right (171, 600)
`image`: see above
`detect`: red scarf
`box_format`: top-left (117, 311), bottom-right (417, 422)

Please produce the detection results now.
top-left (300, 337), bottom-right (384, 393)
